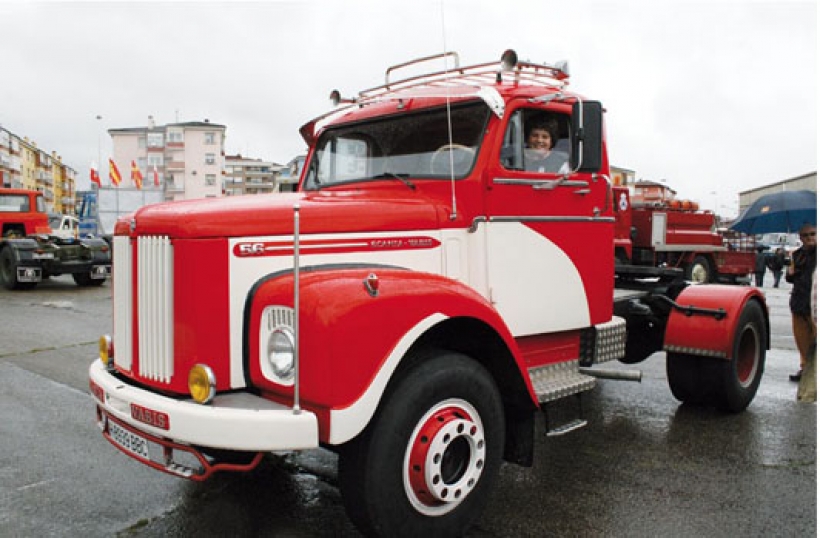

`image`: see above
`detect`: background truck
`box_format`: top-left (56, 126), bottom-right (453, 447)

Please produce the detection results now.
top-left (614, 182), bottom-right (755, 284)
top-left (0, 188), bottom-right (111, 289)
top-left (77, 187), bottom-right (165, 242)
top-left (89, 50), bottom-right (769, 537)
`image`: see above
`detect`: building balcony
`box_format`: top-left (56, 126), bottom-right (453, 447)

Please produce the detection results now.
top-left (166, 141), bottom-right (184, 149)
top-left (166, 161), bottom-right (185, 171)
top-left (166, 182), bottom-right (184, 192)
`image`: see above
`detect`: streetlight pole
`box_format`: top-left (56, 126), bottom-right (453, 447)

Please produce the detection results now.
top-left (96, 115), bottom-right (103, 190)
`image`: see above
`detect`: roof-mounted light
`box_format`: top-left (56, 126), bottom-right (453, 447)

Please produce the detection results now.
top-left (553, 60), bottom-right (570, 80)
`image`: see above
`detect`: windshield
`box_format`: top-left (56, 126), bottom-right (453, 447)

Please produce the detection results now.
top-left (0, 194), bottom-right (30, 212)
top-left (303, 102), bottom-right (490, 189)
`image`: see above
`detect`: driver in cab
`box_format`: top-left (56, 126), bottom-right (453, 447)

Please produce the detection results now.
top-left (524, 118), bottom-right (568, 174)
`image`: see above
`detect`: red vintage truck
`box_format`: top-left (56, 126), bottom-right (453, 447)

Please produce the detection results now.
top-left (89, 50), bottom-right (769, 536)
top-left (0, 188), bottom-right (111, 289)
top-left (614, 182), bottom-right (755, 284)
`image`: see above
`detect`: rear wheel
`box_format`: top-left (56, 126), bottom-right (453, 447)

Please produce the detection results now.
top-left (667, 353), bottom-right (709, 405)
top-left (338, 352), bottom-right (504, 537)
top-left (687, 255), bottom-right (713, 284)
top-left (666, 300), bottom-right (766, 412)
top-left (73, 271), bottom-right (106, 287)
top-left (714, 300), bottom-right (766, 412)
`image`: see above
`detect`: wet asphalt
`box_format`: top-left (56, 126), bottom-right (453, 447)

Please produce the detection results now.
top-left (0, 275), bottom-right (815, 537)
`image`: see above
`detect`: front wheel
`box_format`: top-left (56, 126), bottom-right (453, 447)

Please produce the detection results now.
top-left (338, 352), bottom-right (504, 537)
top-left (0, 248), bottom-right (36, 290)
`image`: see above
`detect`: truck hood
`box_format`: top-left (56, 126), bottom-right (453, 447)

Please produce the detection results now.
top-left (129, 190), bottom-right (446, 238)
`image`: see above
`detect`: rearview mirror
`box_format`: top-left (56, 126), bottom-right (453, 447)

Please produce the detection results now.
top-left (570, 101), bottom-right (603, 173)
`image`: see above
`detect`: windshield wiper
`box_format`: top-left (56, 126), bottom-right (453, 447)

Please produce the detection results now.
top-left (371, 172), bottom-right (416, 190)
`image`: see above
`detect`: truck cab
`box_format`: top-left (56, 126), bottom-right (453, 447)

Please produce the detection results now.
top-left (0, 188), bottom-right (111, 289)
top-left (89, 50), bottom-right (768, 537)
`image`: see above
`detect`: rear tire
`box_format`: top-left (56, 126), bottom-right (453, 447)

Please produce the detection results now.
top-left (713, 300), bottom-right (766, 412)
top-left (686, 255), bottom-right (713, 284)
top-left (73, 271), bottom-right (106, 287)
top-left (667, 353), bottom-right (709, 405)
top-left (338, 352), bottom-right (504, 538)
top-left (666, 300), bottom-right (766, 412)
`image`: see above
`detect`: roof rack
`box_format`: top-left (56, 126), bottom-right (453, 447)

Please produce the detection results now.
top-left (355, 50), bottom-right (570, 103)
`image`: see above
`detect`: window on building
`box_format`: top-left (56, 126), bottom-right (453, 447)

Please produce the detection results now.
top-left (205, 153), bottom-right (216, 165)
top-left (138, 137), bottom-right (146, 148)
top-left (147, 133), bottom-right (164, 148)
top-left (168, 130), bottom-right (183, 143)
top-left (147, 154), bottom-right (164, 166)
top-left (204, 132), bottom-right (215, 145)
top-left (205, 174), bottom-right (216, 186)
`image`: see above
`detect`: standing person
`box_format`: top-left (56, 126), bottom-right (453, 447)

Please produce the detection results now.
top-left (754, 246), bottom-right (768, 287)
top-left (767, 247), bottom-right (786, 288)
top-left (786, 223), bottom-right (817, 382)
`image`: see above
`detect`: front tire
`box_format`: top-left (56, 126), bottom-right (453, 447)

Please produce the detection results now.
top-left (0, 248), bottom-right (36, 290)
top-left (338, 352), bottom-right (504, 537)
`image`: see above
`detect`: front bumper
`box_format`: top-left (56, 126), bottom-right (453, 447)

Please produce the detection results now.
top-left (89, 359), bottom-right (319, 453)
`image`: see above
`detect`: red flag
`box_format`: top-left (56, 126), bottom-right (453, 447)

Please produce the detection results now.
top-left (90, 162), bottom-right (101, 187)
top-left (131, 160), bottom-right (144, 189)
top-left (153, 164), bottom-right (159, 187)
top-left (109, 159), bottom-right (122, 186)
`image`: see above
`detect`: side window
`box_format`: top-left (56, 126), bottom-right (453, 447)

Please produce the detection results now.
top-left (500, 109), bottom-right (570, 174)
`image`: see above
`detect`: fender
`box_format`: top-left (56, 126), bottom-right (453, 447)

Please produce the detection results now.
top-left (245, 265), bottom-right (537, 444)
top-left (663, 285), bottom-right (769, 359)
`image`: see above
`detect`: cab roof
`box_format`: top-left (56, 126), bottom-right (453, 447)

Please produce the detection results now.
top-left (300, 50), bottom-right (581, 145)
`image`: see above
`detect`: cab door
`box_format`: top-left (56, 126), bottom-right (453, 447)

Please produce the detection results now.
top-left (482, 100), bottom-right (613, 337)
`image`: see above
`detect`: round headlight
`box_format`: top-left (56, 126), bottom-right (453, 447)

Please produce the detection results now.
top-left (188, 364), bottom-right (216, 404)
top-left (268, 328), bottom-right (295, 380)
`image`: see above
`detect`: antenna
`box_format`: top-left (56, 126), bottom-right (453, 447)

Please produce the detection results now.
top-left (440, 0), bottom-right (457, 221)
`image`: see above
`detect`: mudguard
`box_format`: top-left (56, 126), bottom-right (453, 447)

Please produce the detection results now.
top-left (245, 265), bottom-right (536, 443)
top-left (663, 284), bottom-right (769, 359)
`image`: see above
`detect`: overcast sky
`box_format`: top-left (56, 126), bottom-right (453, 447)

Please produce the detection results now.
top-left (1, 0), bottom-right (816, 216)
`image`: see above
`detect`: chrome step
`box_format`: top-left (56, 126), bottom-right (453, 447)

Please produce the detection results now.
top-left (529, 360), bottom-right (596, 403)
top-left (546, 418), bottom-right (588, 437)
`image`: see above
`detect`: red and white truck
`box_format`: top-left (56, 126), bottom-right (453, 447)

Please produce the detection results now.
top-left (613, 181), bottom-right (755, 284)
top-left (89, 50), bottom-right (769, 536)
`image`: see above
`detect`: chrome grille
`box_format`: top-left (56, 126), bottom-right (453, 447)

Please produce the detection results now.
top-left (137, 236), bottom-right (174, 383)
top-left (112, 236), bottom-right (133, 371)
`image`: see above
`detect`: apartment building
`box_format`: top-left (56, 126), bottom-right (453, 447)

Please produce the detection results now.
top-left (1, 126), bottom-right (77, 214)
top-left (224, 154), bottom-right (285, 196)
top-left (109, 118), bottom-right (227, 201)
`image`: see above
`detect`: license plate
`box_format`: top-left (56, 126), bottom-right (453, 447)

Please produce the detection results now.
top-left (32, 252), bottom-right (54, 259)
top-left (108, 419), bottom-right (150, 460)
top-left (91, 265), bottom-right (110, 279)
